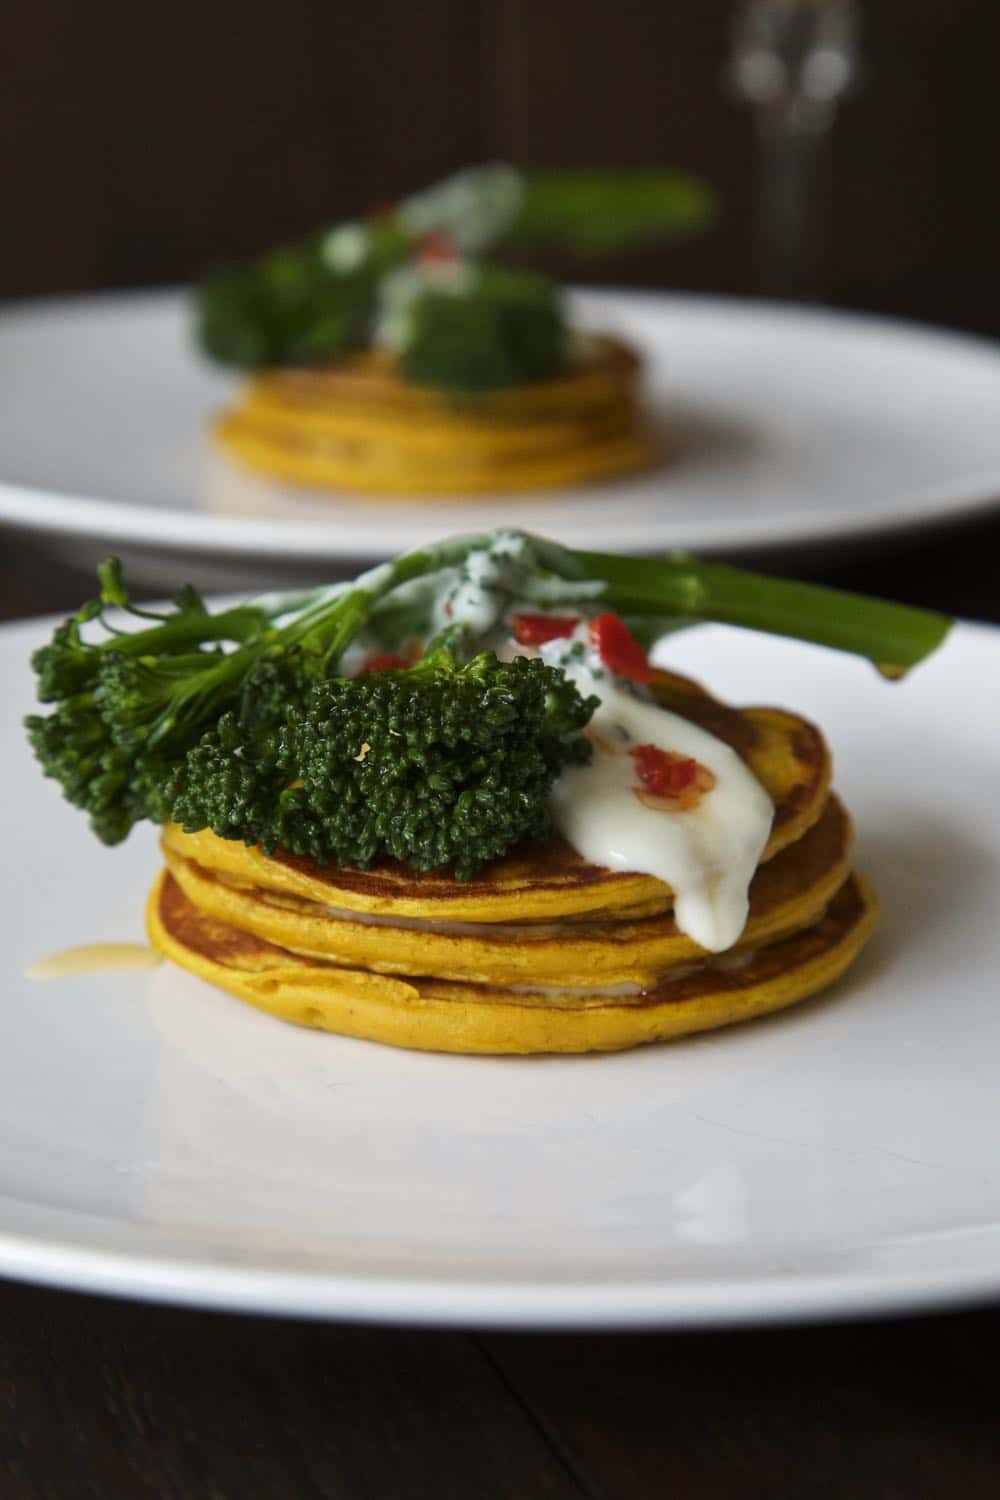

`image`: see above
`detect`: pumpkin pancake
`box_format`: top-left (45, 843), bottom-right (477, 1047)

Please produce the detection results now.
top-left (214, 336), bottom-right (659, 496)
top-left (239, 337), bottom-right (642, 420)
top-left (161, 794), bottom-right (853, 991)
top-left (162, 669), bottom-right (831, 925)
top-left (147, 866), bottom-right (878, 1055)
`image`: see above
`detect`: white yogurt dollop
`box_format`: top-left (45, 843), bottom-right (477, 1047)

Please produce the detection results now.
top-left (539, 631), bottom-right (774, 954)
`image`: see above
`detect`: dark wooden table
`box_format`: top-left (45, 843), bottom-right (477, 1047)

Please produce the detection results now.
top-left (2, 520), bottom-right (999, 1500)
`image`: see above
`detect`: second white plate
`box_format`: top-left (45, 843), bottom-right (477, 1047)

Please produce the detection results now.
top-left (2, 288), bottom-right (1000, 561)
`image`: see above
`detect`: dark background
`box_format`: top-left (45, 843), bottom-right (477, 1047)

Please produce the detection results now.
top-left (4, 0), bottom-right (1000, 337)
top-left (3, 5), bottom-right (1000, 1495)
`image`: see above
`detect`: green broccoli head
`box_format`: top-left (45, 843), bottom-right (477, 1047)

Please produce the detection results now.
top-left (399, 266), bottom-right (567, 394)
top-left (30, 606), bottom-right (104, 702)
top-left (195, 249), bottom-right (367, 369)
top-left (168, 648), bottom-right (595, 880)
top-left (25, 698), bottom-right (173, 846)
top-left (163, 652), bottom-right (310, 852)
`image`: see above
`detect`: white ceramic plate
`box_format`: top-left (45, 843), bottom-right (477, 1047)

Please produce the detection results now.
top-left (3, 612), bottom-right (999, 1327)
top-left (2, 288), bottom-right (1000, 562)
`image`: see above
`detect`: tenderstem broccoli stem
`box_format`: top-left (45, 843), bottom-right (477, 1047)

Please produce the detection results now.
top-left (273, 535), bottom-right (502, 666)
top-left (563, 551), bottom-right (951, 675)
top-left (99, 604), bottom-right (271, 659)
top-left (267, 534), bottom-right (949, 676)
top-left (95, 532), bottom-right (950, 698)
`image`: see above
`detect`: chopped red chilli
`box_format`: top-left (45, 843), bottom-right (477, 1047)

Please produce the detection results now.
top-left (629, 744), bottom-right (717, 811)
top-left (357, 651), bottom-right (411, 675)
top-left (630, 744), bottom-right (696, 794)
top-left (416, 230), bottom-right (460, 264)
top-left (511, 612), bottom-right (579, 647)
top-left (589, 613), bottom-right (654, 684)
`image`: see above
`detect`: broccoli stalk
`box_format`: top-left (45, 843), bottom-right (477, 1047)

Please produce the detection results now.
top-left (528, 543), bottom-right (952, 678)
top-left (26, 532), bottom-right (950, 873)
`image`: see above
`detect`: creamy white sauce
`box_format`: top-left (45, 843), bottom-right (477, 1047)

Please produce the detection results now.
top-left (438, 550), bottom-right (507, 635)
top-left (536, 629), bottom-right (773, 954)
top-left (354, 559), bottom-right (395, 596)
top-left (337, 639), bottom-right (370, 677)
top-left (487, 529), bottom-right (530, 563)
top-left (322, 222), bottom-right (370, 273)
top-left (432, 533), bottom-right (531, 637)
top-left (397, 163), bottom-right (524, 254)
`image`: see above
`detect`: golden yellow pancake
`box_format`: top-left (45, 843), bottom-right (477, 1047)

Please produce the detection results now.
top-left (162, 669), bottom-right (832, 925)
top-left (161, 794), bottom-right (853, 990)
top-left (241, 337), bottom-right (640, 420)
top-left (214, 336), bottom-right (659, 495)
top-left (147, 867), bottom-right (878, 1055)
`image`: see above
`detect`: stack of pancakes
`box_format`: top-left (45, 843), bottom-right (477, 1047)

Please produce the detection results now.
top-left (148, 669), bottom-right (877, 1054)
top-left (213, 334), bottom-right (658, 496)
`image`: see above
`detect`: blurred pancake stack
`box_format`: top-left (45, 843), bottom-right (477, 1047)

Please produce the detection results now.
top-left (214, 334), bottom-right (656, 496)
top-left (148, 667), bottom-right (878, 1054)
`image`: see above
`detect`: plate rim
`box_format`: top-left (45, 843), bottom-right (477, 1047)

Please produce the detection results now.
top-left (2, 286), bottom-right (999, 561)
top-left (0, 1211), bottom-right (997, 1328)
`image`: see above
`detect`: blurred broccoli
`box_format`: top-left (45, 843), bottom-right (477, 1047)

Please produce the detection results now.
top-left (399, 267), bottom-right (567, 393)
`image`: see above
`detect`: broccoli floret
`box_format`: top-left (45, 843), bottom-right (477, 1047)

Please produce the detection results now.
top-left (195, 220), bottom-right (411, 369)
top-left (195, 252), bottom-right (367, 369)
top-left (162, 652), bottom-right (316, 852)
top-left (168, 647), bottom-right (595, 880)
top-left (25, 696), bottom-right (174, 845)
top-left (399, 267), bottom-right (566, 394)
top-left (24, 563), bottom-right (283, 845)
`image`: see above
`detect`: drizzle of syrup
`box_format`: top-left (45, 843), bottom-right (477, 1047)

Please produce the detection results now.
top-left (25, 943), bottom-right (161, 981)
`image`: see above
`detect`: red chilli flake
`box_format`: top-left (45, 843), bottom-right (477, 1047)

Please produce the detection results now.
top-left (511, 612), bottom-right (579, 647)
top-left (630, 744), bottom-right (697, 796)
top-left (588, 613), bottom-right (654, 684)
top-left (629, 744), bottom-right (716, 812)
top-left (416, 230), bottom-right (460, 264)
top-left (357, 651), bottom-right (411, 675)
